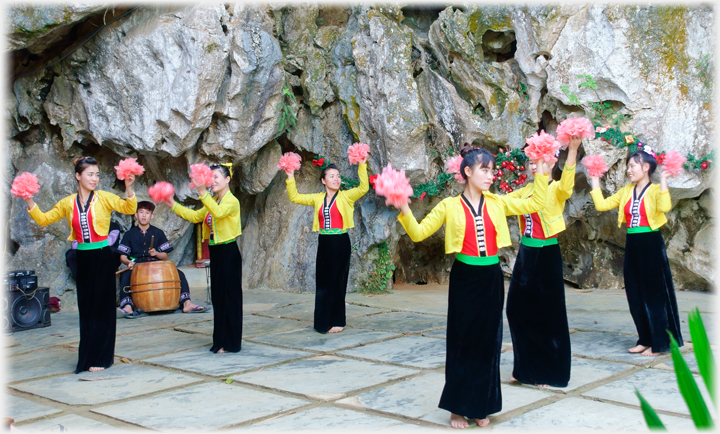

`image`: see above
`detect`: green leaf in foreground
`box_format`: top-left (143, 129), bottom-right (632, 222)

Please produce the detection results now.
top-left (635, 389), bottom-right (666, 430)
top-left (688, 308), bottom-right (716, 406)
top-left (668, 331), bottom-right (714, 429)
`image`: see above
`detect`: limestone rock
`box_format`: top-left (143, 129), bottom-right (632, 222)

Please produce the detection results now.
top-left (236, 140), bottom-right (283, 194)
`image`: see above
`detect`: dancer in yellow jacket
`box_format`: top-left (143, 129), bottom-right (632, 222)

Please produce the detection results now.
top-left (24, 156), bottom-right (137, 373)
top-left (505, 136), bottom-right (581, 388)
top-left (164, 163), bottom-right (243, 353)
top-left (285, 157), bottom-right (369, 333)
top-left (589, 147), bottom-right (682, 356)
top-left (395, 144), bottom-right (552, 429)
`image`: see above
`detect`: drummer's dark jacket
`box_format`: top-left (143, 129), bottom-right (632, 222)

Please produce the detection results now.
top-left (117, 225), bottom-right (173, 264)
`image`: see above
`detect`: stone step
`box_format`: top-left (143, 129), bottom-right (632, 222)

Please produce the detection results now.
top-left (177, 264), bottom-right (209, 289)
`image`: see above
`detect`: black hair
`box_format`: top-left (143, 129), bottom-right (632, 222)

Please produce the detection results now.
top-left (320, 163), bottom-right (340, 181)
top-left (137, 201), bottom-right (156, 213)
top-left (459, 143), bottom-right (495, 181)
top-left (209, 164), bottom-right (231, 179)
top-left (626, 150), bottom-right (657, 176)
top-left (72, 156), bottom-right (98, 177)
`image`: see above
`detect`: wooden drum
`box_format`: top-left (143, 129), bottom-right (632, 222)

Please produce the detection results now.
top-left (129, 261), bottom-right (181, 312)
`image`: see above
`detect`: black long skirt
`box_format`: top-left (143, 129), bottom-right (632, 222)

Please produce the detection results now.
top-left (506, 243), bottom-right (571, 387)
top-left (75, 246), bottom-right (116, 373)
top-left (314, 232), bottom-right (351, 333)
top-left (439, 259), bottom-right (503, 419)
top-left (209, 241), bottom-right (243, 353)
top-left (624, 231), bottom-right (683, 353)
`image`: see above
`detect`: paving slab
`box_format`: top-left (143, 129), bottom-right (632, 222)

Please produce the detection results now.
top-left (112, 328), bottom-right (210, 359)
top-left (247, 327), bottom-right (399, 352)
top-left (93, 382), bottom-right (309, 431)
top-left (17, 414), bottom-right (123, 431)
top-left (492, 397), bottom-right (695, 431)
top-left (337, 336), bottom-right (446, 368)
top-left (583, 368), bottom-right (716, 417)
top-left (7, 347), bottom-right (78, 382)
top-left (116, 311), bottom-right (214, 334)
top-left (233, 406), bottom-right (415, 431)
top-left (679, 314), bottom-right (716, 345)
top-left (232, 355), bottom-right (418, 401)
top-left (569, 331), bottom-right (670, 364)
top-left (655, 348), bottom-right (717, 374)
top-left (338, 373), bottom-right (553, 426)
top-left (346, 285), bottom-right (449, 316)
top-left (174, 315), bottom-right (312, 338)
top-left (5, 394), bottom-right (62, 422)
top-left (5, 311), bottom-right (79, 355)
top-left (350, 312), bottom-right (447, 333)
top-left (567, 311), bottom-right (638, 334)
top-left (499, 351), bottom-right (634, 391)
top-left (10, 364), bottom-right (202, 405)
top-left (142, 342), bottom-right (311, 377)
top-left (243, 290), bottom-right (314, 308)
top-left (422, 322), bottom-right (512, 344)
top-left (260, 302), bottom-right (384, 322)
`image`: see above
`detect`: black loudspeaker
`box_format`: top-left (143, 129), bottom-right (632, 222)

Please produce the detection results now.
top-left (3, 287), bottom-right (51, 332)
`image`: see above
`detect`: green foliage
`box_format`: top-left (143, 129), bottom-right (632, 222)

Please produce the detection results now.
top-left (577, 74), bottom-right (598, 90)
top-left (635, 389), bottom-right (667, 430)
top-left (275, 85), bottom-right (298, 138)
top-left (412, 171), bottom-right (453, 199)
top-left (358, 242), bottom-right (394, 294)
top-left (560, 85), bottom-right (580, 105)
top-left (685, 150), bottom-right (715, 170)
top-left (518, 82), bottom-right (529, 100)
top-left (591, 102), bottom-right (629, 127)
top-left (689, 308), bottom-right (716, 406)
top-left (340, 175), bottom-right (360, 190)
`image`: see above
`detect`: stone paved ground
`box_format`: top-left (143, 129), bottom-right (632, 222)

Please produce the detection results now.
top-left (3, 268), bottom-right (716, 431)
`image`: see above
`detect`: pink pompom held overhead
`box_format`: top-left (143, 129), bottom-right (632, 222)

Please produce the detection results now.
top-left (114, 158), bottom-right (145, 180)
top-left (445, 155), bottom-right (466, 184)
top-left (277, 152), bottom-right (302, 173)
top-left (148, 182), bottom-right (175, 203)
top-left (524, 130), bottom-right (561, 163)
top-left (581, 154), bottom-right (609, 178)
top-left (661, 150), bottom-right (687, 177)
top-left (188, 163), bottom-right (214, 189)
top-left (347, 142), bottom-right (370, 165)
top-left (11, 172), bottom-right (40, 199)
top-left (555, 117), bottom-right (595, 146)
top-left (374, 164), bottom-right (414, 208)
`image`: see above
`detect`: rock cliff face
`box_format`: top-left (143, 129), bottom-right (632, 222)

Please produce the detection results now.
top-left (6, 4), bottom-right (714, 303)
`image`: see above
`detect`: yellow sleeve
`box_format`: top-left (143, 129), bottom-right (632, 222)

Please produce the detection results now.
top-left (502, 174), bottom-right (549, 216)
top-left (344, 163), bottom-right (369, 202)
top-left (657, 189), bottom-right (672, 213)
top-left (590, 187), bottom-right (623, 211)
top-left (505, 182), bottom-right (532, 199)
top-left (397, 200), bottom-right (447, 242)
top-left (172, 201), bottom-right (208, 224)
top-left (200, 192), bottom-right (236, 219)
top-left (103, 191), bottom-right (137, 215)
top-left (27, 201), bottom-right (67, 227)
top-left (286, 178), bottom-right (317, 206)
top-left (556, 163), bottom-right (576, 201)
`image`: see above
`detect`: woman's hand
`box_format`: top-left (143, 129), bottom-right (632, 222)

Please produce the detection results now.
top-left (566, 136), bottom-right (581, 167)
top-left (24, 197), bottom-right (36, 210)
top-left (286, 169), bottom-right (294, 179)
top-left (535, 159), bottom-right (552, 176)
top-left (589, 175), bottom-right (601, 191)
top-left (397, 202), bottom-right (410, 215)
top-left (359, 155), bottom-right (368, 165)
top-left (125, 174), bottom-right (135, 198)
top-left (196, 183), bottom-right (207, 197)
top-left (163, 197), bottom-right (176, 208)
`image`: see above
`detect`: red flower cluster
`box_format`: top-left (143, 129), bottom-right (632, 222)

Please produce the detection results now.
top-left (419, 192), bottom-right (427, 201)
top-left (312, 158), bottom-right (325, 166)
top-left (369, 174), bottom-right (378, 189)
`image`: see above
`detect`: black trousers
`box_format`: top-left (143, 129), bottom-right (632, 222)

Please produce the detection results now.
top-left (209, 242), bottom-right (243, 353)
top-left (314, 232), bottom-right (351, 333)
top-left (624, 231), bottom-right (683, 352)
top-left (75, 246), bottom-right (116, 373)
top-left (439, 259), bottom-right (503, 419)
top-left (118, 265), bottom-right (191, 310)
top-left (507, 243), bottom-right (571, 387)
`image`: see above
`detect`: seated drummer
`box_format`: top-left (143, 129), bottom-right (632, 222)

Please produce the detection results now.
top-left (117, 200), bottom-right (209, 318)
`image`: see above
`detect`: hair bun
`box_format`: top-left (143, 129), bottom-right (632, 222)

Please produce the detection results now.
top-left (459, 143), bottom-right (475, 158)
top-left (73, 156), bottom-right (89, 166)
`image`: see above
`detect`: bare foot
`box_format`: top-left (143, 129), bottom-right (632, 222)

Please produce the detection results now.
top-left (122, 305), bottom-right (133, 314)
top-left (217, 348), bottom-right (227, 354)
top-left (89, 367), bottom-right (104, 372)
top-left (509, 376), bottom-right (518, 382)
top-left (628, 345), bottom-right (650, 354)
top-left (641, 347), bottom-right (662, 357)
top-left (328, 327), bottom-right (344, 333)
top-left (450, 413), bottom-right (469, 429)
top-left (182, 300), bottom-right (204, 313)
top-left (536, 384), bottom-right (550, 388)
top-left (475, 418), bottom-right (490, 427)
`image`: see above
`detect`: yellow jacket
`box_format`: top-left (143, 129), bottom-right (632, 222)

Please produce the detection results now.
top-left (28, 190), bottom-right (137, 241)
top-left (286, 163), bottom-right (369, 232)
top-left (172, 191), bottom-right (242, 244)
top-left (591, 183), bottom-right (671, 230)
top-left (398, 174), bottom-right (549, 254)
top-left (507, 163), bottom-right (576, 237)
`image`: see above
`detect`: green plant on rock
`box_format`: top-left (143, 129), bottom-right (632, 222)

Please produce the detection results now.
top-left (358, 242), bottom-right (394, 294)
top-left (275, 85), bottom-right (298, 138)
top-left (637, 308), bottom-right (716, 430)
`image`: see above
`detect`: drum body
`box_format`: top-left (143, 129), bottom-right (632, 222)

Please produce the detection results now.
top-left (129, 261), bottom-right (181, 312)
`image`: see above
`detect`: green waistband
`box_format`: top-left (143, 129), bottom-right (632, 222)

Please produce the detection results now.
top-left (76, 239), bottom-right (109, 250)
top-left (319, 228), bottom-right (347, 235)
top-left (209, 238), bottom-right (235, 246)
top-left (521, 236), bottom-right (558, 248)
top-left (627, 227), bottom-right (658, 234)
top-left (456, 253), bottom-right (499, 266)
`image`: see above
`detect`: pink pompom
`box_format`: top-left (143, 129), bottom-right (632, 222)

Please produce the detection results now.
top-left (11, 172), bottom-right (40, 199)
top-left (445, 155), bottom-right (466, 184)
top-left (148, 181), bottom-right (175, 203)
top-left (277, 152), bottom-right (302, 173)
top-left (556, 117), bottom-right (595, 146)
top-left (581, 154), bottom-right (609, 178)
top-left (347, 142), bottom-right (370, 165)
top-left (525, 130), bottom-right (561, 163)
top-left (188, 163), bottom-right (214, 189)
top-left (374, 163), bottom-right (414, 208)
top-left (661, 150), bottom-right (687, 178)
top-left (114, 158), bottom-right (145, 180)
